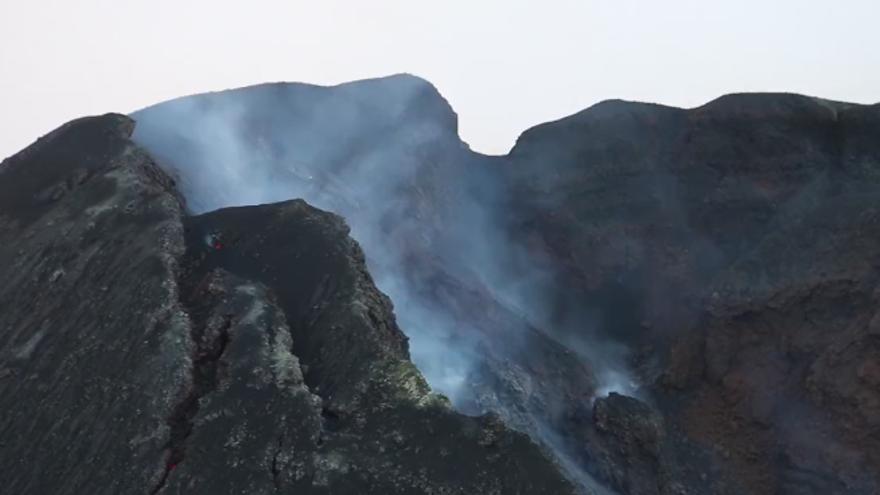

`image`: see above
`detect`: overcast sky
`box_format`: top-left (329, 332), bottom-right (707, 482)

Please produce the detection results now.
top-left (1, 0), bottom-right (878, 158)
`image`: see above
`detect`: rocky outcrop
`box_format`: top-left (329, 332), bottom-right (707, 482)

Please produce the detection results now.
top-left (178, 200), bottom-right (576, 493)
top-left (0, 114), bottom-right (575, 494)
top-left (589, 393), bottom-right (669, 494)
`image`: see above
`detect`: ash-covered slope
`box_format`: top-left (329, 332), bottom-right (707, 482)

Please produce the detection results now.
top-left (0, 114), bottom-right (575, 494)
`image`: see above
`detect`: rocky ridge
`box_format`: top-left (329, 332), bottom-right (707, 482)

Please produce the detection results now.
top-left (0, 114), bottom-right (575, 494)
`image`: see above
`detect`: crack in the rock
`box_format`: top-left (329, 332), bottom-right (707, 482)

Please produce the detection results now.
top-left (148, 463), bottom-right (173, 495)
top-left (270, 435), bottom-right (284, 492)
top-left (149, 311), bottom-right (234, 494)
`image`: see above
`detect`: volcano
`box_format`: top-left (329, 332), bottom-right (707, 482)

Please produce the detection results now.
top-left (1, 75), bottom-right (878, 494)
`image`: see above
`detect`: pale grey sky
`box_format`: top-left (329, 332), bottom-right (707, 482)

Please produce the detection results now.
top-left (1, 0), bottom-right (878, 158)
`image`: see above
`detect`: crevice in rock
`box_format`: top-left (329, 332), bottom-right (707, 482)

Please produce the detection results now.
top-left (320, 407), bottom-right (341, 433)
top-left (314, 407), bottom-right (342, 449)
top-left (148, 464), bottom-right (173, 495)
top-left (270, 435), bottom-right (283, 492)
top-left (150, 311), bottom-right (233, 494)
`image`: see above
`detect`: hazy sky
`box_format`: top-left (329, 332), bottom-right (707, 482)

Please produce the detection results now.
top-left (1, 0), bottom-right (878, 158)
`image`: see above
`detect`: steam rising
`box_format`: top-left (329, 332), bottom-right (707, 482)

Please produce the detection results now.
top-left (131, 74), bottom-right (634, 492)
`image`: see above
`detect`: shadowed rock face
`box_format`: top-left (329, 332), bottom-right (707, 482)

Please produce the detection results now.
top-left (505, 95), bottom-right (880, 494)
top-left (0, 114), bottom-right (575, 494)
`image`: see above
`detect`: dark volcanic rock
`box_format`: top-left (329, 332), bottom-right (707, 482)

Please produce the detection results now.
top-left (590, 393), bottom-right (668, 494)
top-left (0, 115), bottom-right (575, 494)
top-left (505, 95), bottom-right (880, 494)
top-left (4, 79), bottom-right (880, 495)
top-left (179, 200), bottom-right (576, 493)
top-left (0, 114), bottom-right (190, 494)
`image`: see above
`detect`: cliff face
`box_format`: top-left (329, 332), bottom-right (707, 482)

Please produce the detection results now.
top-left (2, 77), bottom-right (879, 495)
top-left (0, 114), bottom-right (575, 494)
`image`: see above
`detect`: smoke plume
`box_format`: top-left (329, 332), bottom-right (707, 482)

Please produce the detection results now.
top-left (131, 74), bottom-right (634, 492)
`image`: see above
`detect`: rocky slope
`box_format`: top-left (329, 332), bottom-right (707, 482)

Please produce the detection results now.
top-left (504, 94), bottom-right (880, 494)
top-left (0, 114), bottom-right (575, 494)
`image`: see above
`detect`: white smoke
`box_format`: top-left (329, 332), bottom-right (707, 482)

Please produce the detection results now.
top-left (130, 75), bottom-right (636, 492)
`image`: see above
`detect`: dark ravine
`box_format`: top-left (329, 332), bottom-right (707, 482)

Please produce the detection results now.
top-left (1, 76), bottom-right (879, 494)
